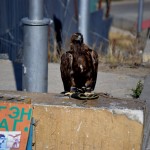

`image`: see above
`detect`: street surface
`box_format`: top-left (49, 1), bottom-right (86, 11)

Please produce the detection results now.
top-left (111, 0), bottom-right (150, 21)
top-left (0, 60), bottom-right (145, 99)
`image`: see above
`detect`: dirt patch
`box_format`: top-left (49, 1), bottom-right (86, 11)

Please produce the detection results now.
top-left (97, 27), bottom-right (150, 78)
top-left (102, 27), bottom-right (148, 66)
top-left (98, 63), bottom-right (150, 78)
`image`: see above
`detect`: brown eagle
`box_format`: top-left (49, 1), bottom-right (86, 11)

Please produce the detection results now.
top-left (60, 33), bottom-right (98, 93)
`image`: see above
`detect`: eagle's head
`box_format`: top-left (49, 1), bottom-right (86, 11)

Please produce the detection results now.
top-left (70, 33), bottom-right (83, 45)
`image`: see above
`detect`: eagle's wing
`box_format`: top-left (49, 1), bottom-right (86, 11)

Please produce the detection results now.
top-left (90, 49), bottom-right (98, 89)
top-left (60, 52), bottom-right (75, 92)
top-left (83, 44), bottom-right (98, 90)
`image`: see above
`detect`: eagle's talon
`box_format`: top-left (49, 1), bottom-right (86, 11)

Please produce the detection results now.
top-left (86, 87), bottom-right (92, 92)
top-left (81, 87), bottom-right (86, 92)
top-left (77, 88), bottom-right (84, 93)
top-left (70, 86), bottom-right (77, 92)
top-left (64, 92), bottom-right (74, 96)
top-left (84, 92), bottom-right (91, 96)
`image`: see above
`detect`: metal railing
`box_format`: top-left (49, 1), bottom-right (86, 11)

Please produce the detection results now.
top-left (0, 0), bottom-right (28, 62)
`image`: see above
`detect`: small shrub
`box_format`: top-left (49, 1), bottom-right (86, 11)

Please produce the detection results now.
top-left (131, 80), bottom-right (143, 98)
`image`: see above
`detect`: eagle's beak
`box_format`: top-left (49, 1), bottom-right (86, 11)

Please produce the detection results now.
top-left (77, 35), bottom-right (81, 41)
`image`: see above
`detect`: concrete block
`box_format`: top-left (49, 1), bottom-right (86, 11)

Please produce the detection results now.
top-left (140, 76), bottom-right (150, 149)
top-left (143, 39), bottom-right (150, 63)
top-left (0, 91), bottom-right (145, 150)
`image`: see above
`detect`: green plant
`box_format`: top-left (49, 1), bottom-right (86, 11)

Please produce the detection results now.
top-left (131, 80), bottom-right (143, 98)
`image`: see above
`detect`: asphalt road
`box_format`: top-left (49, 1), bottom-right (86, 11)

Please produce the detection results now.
top-left (110, 0), bottom-right (150, 21)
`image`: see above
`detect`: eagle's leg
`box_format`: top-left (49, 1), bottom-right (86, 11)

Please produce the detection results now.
top-left (64, 77), bottom-right (77, 96)
top-left (70, 77), bottom-right (76, 92)
top-left (84, 79), bottom-right (94, 92)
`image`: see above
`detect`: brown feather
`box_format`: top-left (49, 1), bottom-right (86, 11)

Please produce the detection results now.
top-left (60, 33), bottom-right (98, 92)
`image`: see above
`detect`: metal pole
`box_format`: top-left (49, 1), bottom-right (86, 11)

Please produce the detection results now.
top-left (29, 0), bottom-right (44, 20)
top-left (22, 0), bottom-right (49, 93)
top-left (78, 0), bottom-right (90, 44)
top-left (137, 0), bottom-right (144, 37)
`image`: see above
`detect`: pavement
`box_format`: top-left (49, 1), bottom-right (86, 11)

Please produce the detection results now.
top-left (109, 0), bottom-right (150, 31)
top-left (111, 0), bottom-right (150, 21)
top-left (143, 31), bottom-right (150, 63)
top-left (0, 59), bottom-right (145, 99)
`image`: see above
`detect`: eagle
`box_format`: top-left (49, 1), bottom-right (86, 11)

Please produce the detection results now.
top-left (60, 33), bottom-right (98, 93)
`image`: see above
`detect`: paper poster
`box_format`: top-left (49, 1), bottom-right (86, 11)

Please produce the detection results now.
top-left (0, 102), bottom-right (32, 150)
top-left (0, 131), bottom-right (21, 149)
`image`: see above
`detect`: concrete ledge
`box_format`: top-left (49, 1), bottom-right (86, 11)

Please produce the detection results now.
top-left (143, 37), bottom-right (150, 63)
top-left (143, 53), bottom-right (150, 63)
top-left (140, 76), bottom-right (150, 149)
top-left (0, 90), bottom-right (145, 150)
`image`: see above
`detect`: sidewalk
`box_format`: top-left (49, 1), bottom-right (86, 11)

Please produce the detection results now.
top-left (110, 0), bottom-right (150, 31)
top-left (0, 60), bottom-right (144, 99)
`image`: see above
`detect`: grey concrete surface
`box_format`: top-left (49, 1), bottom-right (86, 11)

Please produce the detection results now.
top-left (143, 32), bottom-right (150, 63)
top-left (109, 0), bottom-right (150, 30)
top-left (111, 0), bottom-right (150, 21)
top-left (0, 60), bottom-right (144, 99)
top-left (140, 76), bottom-right (150, 102)
top-left (140, 76), bottom-right (150, 150)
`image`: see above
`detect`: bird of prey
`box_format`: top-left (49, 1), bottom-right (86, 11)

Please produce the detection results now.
top-left (60, 33), bottom-right (98, 93)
